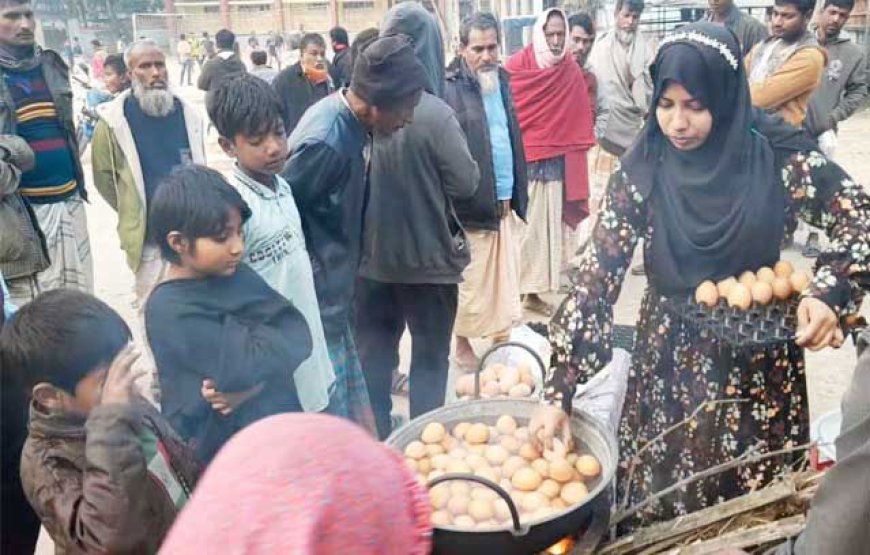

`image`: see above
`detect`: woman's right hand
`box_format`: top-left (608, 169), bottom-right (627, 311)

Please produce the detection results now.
top-left (529, 404), bottom-right (572, 452)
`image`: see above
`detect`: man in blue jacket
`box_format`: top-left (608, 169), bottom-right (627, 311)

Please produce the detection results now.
top-left (281, 35), bottom-right (428, 433)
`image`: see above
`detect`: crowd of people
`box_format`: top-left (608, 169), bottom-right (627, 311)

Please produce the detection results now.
top-left (1, 0), bottom-right (870, 551)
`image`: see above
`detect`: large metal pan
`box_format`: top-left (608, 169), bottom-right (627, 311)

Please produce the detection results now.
top-left (386, 398), bottom-right (617, 554)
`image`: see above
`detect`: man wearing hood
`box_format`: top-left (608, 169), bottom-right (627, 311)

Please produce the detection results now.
top-left (0, 0), bottom-right (92, 305)
top-left (506, 8), bottom-right (596, 315)
top-left (356, 1), bottom-right (479, 440)
top-left (745, 0), bottom-right (826, 127)
top-left (444, 12), bottom-right (528, 370)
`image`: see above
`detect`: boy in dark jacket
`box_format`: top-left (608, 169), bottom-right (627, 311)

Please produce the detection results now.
top-left (0, 290), bottom-right (200, 554)
top-left (197, 28), bottom-right (246, 94)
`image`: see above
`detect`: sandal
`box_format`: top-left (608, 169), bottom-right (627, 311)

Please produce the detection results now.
top-left (802, 232), bottom-right (821, 258)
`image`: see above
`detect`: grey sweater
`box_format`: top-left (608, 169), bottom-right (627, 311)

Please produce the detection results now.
top-left (359, 92), bottom-right (479, 284)
top-left (805, 35), bottom-right (868, 137)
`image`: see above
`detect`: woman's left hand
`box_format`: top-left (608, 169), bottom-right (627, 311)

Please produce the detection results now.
top-left (796, 297), bottom-right (844, 351)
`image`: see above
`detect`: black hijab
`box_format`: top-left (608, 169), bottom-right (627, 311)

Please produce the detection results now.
top-left (621, 23), bottom-right (814, 295)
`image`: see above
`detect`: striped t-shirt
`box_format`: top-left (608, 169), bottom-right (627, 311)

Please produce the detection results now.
top-left (4, 65), bottom-right (78, 204)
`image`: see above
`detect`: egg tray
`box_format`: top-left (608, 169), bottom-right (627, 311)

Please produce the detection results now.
top-left (662, 295), bottom-right (799, 349)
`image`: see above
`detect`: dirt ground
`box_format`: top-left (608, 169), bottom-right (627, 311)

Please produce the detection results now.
top-left (80, 79), bottom-right (870, 424)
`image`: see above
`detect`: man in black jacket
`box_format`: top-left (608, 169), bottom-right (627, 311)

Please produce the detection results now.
top-left (444, 12), bottom-right (528, 369)
top-left (197, 29), bottom-right (246, 94)
top-left (329, 26), bottom-right (352, 87)
top-left (273, 33), bottom-right (334, 135)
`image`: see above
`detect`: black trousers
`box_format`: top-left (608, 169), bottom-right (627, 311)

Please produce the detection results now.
top-left (356, 279), bottom-right (458, 440)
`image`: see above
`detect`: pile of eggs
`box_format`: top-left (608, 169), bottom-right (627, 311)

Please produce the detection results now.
top-left (403, 417), bottom-right (602, 530)
top-left (454, 362), bottom-right (537, 400)
top-left (694, 261), bottom-right (812, 310)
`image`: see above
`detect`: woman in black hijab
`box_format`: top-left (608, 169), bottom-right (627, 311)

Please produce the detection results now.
top-left (531, 22), bottom-right (870, 528)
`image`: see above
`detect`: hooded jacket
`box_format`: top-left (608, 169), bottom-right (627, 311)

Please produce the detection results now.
top-left (444, 58), bottom-right (528, 231)
top-left (19, 401), bottom-right (200, 554)
top-left (805, 34), bottom-right (868, 137)
top-left (359, 2), bottom-right (479, 284)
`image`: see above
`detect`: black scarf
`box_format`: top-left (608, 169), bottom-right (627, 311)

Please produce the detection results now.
top-left (621, 22), bottom-right (814, 295)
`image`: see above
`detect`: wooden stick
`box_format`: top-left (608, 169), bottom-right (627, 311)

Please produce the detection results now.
top-left (662, 514), bottom-right (806, 554)
top-left (599, 480), bottom-right (797, 554)
top-left (620, 399), bottom-right (748, 512)
top-left (612, 442), bottom-right (813, 526)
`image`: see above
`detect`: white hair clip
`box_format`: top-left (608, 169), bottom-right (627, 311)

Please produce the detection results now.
top-left (658, 31), bottom-right (739, 71)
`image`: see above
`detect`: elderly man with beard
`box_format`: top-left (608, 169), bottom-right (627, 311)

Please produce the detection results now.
top-left (506, 8), bottom-right (595, 315)
top-left (92, 40), bottom-right (206, 304)
top-left (444, 12), bottom-right (528, 369)
top-left (0, 0), bottom-right (92, 306)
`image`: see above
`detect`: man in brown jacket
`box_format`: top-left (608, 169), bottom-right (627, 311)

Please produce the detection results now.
top-left (745, 0), bottom-right (826, 126)
top-left (0, 290), bottom-right (200, 553)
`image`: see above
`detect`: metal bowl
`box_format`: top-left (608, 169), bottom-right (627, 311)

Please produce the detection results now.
top-left (386, 398), bottom-right (617, 554)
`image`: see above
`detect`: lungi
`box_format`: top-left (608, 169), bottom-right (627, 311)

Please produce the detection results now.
top-left (326, 324), bottom-right (378, 437)
top-left (455, 214), bottom-right (523, 338)
top-left (574, 145), bottom-right (618, 253)
top-left (520, 177), bottom-right (563, 295)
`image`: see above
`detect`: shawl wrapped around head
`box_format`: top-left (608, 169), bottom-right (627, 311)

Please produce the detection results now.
top-left (505, 8), bottom-right (596, 228)
top-left (159, 413), bottom-right (432, 555)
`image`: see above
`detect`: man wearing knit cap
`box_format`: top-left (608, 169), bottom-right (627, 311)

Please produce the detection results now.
top-left (281, 35), bottom-right (428, 432)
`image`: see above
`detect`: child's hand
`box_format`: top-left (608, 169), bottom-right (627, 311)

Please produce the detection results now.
top-left (201, 379), bottom-right (264, 416)
top-left (101, 344), bottom-right (143, 405)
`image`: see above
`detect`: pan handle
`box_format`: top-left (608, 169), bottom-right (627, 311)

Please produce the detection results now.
top-left (473, 341), bottom-right (548, 400)
top-left (427, 473), bottom-right (529, 536)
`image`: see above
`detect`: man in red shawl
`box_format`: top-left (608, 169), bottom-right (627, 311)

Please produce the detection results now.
top-left (506, 8), bottom-right (595, 315)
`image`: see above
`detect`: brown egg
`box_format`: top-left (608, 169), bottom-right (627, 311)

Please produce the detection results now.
top-left (531, 458), bottom-right (550, 478)
top-left (502, 456), bottom-right (528, 479)
top-left (496, 414), bottom-right (518, 435)
top-left (538, 479), bottom-right (562, 499)
top-left (508, 383), bottom-right (533, 398)
top-left (566, 453), bottom-right (579, 466)
top-left (471, 486), bottom-right (498, 502)
top-left (738, 271), bottom-right (757, 288)
top-left (500, 436), bottom-right (520, 454)
top-left (480, 366), bottom-right (498, 383)
top-left (512, 467), bottom-right (543, 491)
top-left (551, 497), bottom-right (569, 510)
top-left (447, 495), bottom-right (470, 517)
top-left (694, 280), bottom-right (719, 308)
top-left (575, 455), bottom-right (602, 479)
top-left (482, 380), bottom-right (501, 398)
top-left (750, 281), bottom-right (774, 306)
top-left (726, 283), bottom-right (752, 310)
top-left (493, 498), bottom-right (512, 521)
top-left (418, 458), bottom-right (432, 475)
top-left (453, 422), bottom-right (472, 439)
top-left (441, 436), bottom-right (457, 452)
top-left (716, 277), bottom-right (738, 297)
top-left (560, 481), bottom-right (589, 505)
top-left (404, 441), bottom-right (426, 460)
top-left (431, 510), bottom-right (452, 526)
top-left (468, 499), bottom-right (495, 522)
top-left (772, 277), bottom-right (793, 300)
top-left (405, 458), bottom-right (417, 472)
top-left (429, 484), bottom-right (450, 510)
top-left (426, 444), bottom-right (445, 457)
top-left (756, 266), bottom-right (776, 284)
top-left (446, 459), bottom-right (472, 474)
top-left (465, 423), bottom-right (490, 445)
top-left (774, 260), bottom-right (795, 278)
top-left (485, 445), bottom-right (510, 466)
top-left (450, 481), bottom-right (471, 497)
top-left (465, 453), bottom-right (488, 471)
top-left (431, 454), bottom-right (450, 471)
top-left (520, 368), bottom-right (535, 388)
top-left (498, 367), bottom-right (521, 393)
top-left (549, 458), bottom-right (574, 483)
top-left (453, 515), bottom-right (475, 528)
top-left (520, 492), bottom-right (548, 513)
top-left (454, 374), bottom-right (476, 397)
top-left (519, 443), bottom-right (541, 462)
top-left (514, 427), bottom-right (531, 443)
top-left (790, 270), bottom-right (811, 293)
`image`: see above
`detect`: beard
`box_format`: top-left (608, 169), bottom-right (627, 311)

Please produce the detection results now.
top-left (476, 65), bottom-right (500, 95)
top-left (132, 80), bottom-right (176, 118)
top-left (616, 29), bottom-right (637, 45)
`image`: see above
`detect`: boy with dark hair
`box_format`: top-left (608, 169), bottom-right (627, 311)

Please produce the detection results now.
top-left (273, 32), bottom-right (333, 134)
top-left (207, 75), bottom-right (335, 418)
top-left (745, 0), bottom-right (826, 126)
top-left (0, 289), bottom-right (200, 553)
top-left (145, 165), bottom-right (313, 462)
top-left (249, 49), bottom-right (277, 83)
top-left (197, 28), bottom-right (246, 93)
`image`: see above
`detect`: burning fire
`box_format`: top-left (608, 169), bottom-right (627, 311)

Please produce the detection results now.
top-left (545, 537), bottom-right (576, 554)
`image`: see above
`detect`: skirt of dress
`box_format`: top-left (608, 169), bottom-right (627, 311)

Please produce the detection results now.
top-left (616, 289), bottom-right (809, 529)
